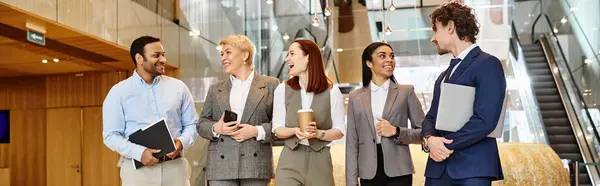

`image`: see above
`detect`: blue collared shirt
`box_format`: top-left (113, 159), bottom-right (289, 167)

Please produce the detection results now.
top-left (102, 70), bottom-right (199, 161)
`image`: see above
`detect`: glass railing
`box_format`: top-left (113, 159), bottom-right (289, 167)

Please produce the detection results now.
top-left (504, 34), bottom-right (549, 144)
top-left (527, 0), bottom-right (600, 183)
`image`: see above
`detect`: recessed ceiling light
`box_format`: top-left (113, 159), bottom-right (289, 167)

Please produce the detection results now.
top-left (42, 59), bottom-right (48, 63)
top-left (53, 58), bottom-right (59, 62)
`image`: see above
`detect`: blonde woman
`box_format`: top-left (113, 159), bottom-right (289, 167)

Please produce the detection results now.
top-left (197, 35), bottom-right (279, 186)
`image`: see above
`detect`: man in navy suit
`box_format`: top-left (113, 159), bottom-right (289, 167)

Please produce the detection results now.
top-left (421, 2), bottom-right (506, 186)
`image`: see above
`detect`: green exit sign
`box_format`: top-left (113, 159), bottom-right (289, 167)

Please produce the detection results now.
top-left (27, 29), bottom-right (45, 46)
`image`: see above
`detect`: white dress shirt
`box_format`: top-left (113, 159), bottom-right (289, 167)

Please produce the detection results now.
top-left (213, 71), bottom-right (266, 141)
top-left (272, 83), bottom-right (346, 146)
top-left (449, 43), bottom-right (478, 77)
top-left (370, 79), bottom-right (391, 144)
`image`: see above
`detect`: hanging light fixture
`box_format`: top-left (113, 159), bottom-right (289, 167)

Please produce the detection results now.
top-left (283, 33), bottom-right (290, 41)
top-left (389, 3), bottom-right (396, 11)
top-left (385, 25), bottom-right (392, 35)
top-left (311, 0), bottom-right (319, 27)
top-left (324, 6), bottom-right (332, 16)
top-left (312, 15), bottom-right (320, 27)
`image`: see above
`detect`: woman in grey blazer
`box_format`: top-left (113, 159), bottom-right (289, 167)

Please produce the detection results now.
top-left (197, 35), bottom-right (279, 186)
top-left (345, 42), bottom-right (425, 186)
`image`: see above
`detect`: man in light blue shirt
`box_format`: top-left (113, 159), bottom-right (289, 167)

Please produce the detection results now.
top-left (103, 36), bottom-right (198, 186)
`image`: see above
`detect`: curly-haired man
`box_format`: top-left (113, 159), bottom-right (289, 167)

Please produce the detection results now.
top-left (420, 2), bottom-right (506, 186)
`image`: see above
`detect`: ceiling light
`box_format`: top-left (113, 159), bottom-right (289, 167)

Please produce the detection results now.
top-left (188, 31), bottom-right (194, 36)
top-left (336, 48), bottom-right (343, 52)
top-left (266, 0), bottom-right (273, 4)
top-left (553, 28), bottom-right (558, 33)
top-left (42, 59), bottom-right (48, 63)
top-left (389, 3), bottom-right (396, 11)
top-left (311, 15), bottom-right (320, 27)
top-left (216, 45), bottom-right (222, 51)
top-left (283, 33), bottom-right (290, 41)
top-left (524, 21), bottom-right (529, 25)
top-left (372, 0), bottom-right (379, 4)
top-left (561, 17), bottom-right (567, 24)
top-left (324, 7), bottom-right (332, 16)
top-left (385, 25), bottom-right (392, 35)
top-left (53, 58), bottom-right (59, 62)
top-left (585, 59), bottom-right (593, 64)
top-left (272, 26), bottom-right (278, 31)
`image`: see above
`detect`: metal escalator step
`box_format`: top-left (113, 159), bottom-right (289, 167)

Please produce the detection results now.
top-left (579, 165), bottom-right (589, 174)
top-left (558, 153), bottom-right (584, 161)
top-left (523, 51), bottom-right (545, 58)
top-left (579, 173), bottom-right (591, 184)
top-left (539, 102), bottom-right (564, 110)
top-left (541, 110), bottom-right (567, 118)
top-left (537, 95), bottom-right (562, 102)
top-left (533, 81), bottom-right (556, 89)
top-left (526, 62), bottom-right (549, 69)
top-left (546, 126), bottom-right (574, 136)
top-left (528, 68), bottom-right (552, 76)
top-left (551, 144), bottom-right (579, 153)
top-left (548, 135), bottom-right (577, 144)
top-left (543, 118), bottom-right (569, 126)
top-left (522, 44), bottom-right (542, 51)
top-left (531, 75), bottom-right (554, 81)
top-left (525, 57), bottom-right (547, 63)
top-left (534, 88), bottom-right (559, 95)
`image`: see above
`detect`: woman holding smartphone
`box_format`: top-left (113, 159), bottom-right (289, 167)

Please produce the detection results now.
top-left (345, 42), bottom-right (425, 186)
top-left (272, 40), bottom-right (345, 186)
top-left (197, 35), bottom-right (279, 186)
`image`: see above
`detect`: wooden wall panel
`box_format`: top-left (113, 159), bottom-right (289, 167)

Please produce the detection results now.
top-left (0, 144), bottom-right (8, 168)
top-left (46, 108), bottom-right (82, 186)
top-left (0, 79), bottom-right (9, 109)
top-left (10, 109), bottom-right (46, 186)
top-left (46, 71), bottom-right (127, 108)
top-left (82, 107), bottom-right (120, 186)
top-left (0, 168), bottom-right (9, 186)
top-left (0, 77), bottom-right (46, 110)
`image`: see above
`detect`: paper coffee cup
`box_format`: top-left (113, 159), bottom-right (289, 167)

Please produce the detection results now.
top-left (297, 109), bottom-right (313, 132)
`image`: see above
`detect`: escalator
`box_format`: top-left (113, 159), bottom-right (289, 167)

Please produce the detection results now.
top-left (522, 42), bottom-right (591, 185)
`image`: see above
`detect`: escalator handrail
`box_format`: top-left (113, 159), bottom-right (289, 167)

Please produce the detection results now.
top-left (535, 13), bottom-right (600, 151)
top-left (539, 35), bottom-right (600, 185)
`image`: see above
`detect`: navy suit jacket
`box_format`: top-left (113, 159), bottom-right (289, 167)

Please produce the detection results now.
top-left (421, 46), bottom-right (506, 180)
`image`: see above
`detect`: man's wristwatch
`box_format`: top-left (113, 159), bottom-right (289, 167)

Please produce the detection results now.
top-left (422, 134), bottom-right (432, 153)
top-left (319, 130), bottom-right (326, 140)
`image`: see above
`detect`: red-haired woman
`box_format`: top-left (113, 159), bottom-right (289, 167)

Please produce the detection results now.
top-left (272, 40), bottom-right (345, 186)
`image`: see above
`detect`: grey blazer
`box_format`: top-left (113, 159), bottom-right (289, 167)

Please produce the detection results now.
top-left (345, 83), bottom-right (424, 185)
top-left (197, 73), bottom-right (279, 180)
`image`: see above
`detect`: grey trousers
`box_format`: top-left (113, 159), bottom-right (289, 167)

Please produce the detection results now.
top-left (274, 145), bottom-right (334, 186)
top-left (208, 179), bottom-right (270, 186)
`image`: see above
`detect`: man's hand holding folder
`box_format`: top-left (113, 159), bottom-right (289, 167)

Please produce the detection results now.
top-left (141, 148), bottom-right (161, 166)
top-left (140, 139), bottom-right (183, 166)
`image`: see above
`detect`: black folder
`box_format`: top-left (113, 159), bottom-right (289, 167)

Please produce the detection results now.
top-left (128, 118), bottom-right (176, 169)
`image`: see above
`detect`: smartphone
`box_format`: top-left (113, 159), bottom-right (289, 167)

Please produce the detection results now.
top-left (223, 110), bottom-right (238, 127)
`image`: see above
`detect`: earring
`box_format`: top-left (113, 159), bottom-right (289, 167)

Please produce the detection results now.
top-left (244, 61), bottom-right (247, 65)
